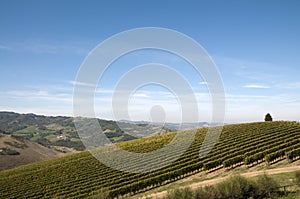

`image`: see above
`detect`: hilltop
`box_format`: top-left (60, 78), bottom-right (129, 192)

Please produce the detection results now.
top-left (0, 121), bottom-right (300, 198)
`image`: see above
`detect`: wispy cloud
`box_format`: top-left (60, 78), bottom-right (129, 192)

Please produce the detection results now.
top-left (213, 55), bottom-right (282, 83)
top-left (0, 44), bottom-right (11, 50)
top-left (198, 81), bottom-right (209, 85)
top-left (69, 81), bottom-right (96, 88)
top-left (0, 90), bottom-right (72, 103)
top-left (243, 84), bottom-right (270, 89)
top-left (0, 88), bottom-right (73, 117)
top-left (0, 40), bottom-right (93, 55)
top-left (277, 82), bottom-right (300, 89)
top-left (132, 93), bottom-right (149, 98)
top-left (1, 79), bottom-right (300, 123)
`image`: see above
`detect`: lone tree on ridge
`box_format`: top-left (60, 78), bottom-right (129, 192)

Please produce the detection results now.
top-left (265, 113), bottom-right (273, 121)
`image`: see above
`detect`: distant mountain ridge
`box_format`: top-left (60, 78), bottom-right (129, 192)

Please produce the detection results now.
top-left (0, 111), bottom-right (175, 151)
top-left (0, 111), bottom-right (175, 170)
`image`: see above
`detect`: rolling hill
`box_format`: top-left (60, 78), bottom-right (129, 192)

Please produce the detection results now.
top-left (0, 111), bottom-right (140, 151)
top-left (0, 112), bottom-right (174, 170)
top-left (0, 121), bottom-right (300, 198)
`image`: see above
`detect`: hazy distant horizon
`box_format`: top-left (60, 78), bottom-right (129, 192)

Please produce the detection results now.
top-left (1, 109), bottom-right (297, 125)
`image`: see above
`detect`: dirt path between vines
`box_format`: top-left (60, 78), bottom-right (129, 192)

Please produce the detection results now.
top-left (140, 165), bottom-right (300, 199)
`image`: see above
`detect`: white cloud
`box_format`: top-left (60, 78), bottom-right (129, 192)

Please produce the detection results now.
top-left (243, 84), bottom-right (270, 89)
top-left (132, 93), bottom-right (149, 98)
top-left (69, 81), bottom-right (96, 88)
top-left (226, 93), bottom-right (268, 102)
top-left (198, 81), bottom-right (209, 85)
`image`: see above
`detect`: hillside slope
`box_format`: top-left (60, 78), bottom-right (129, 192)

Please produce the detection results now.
top-left (0, 112), bottom-right (135, 151)
top-left (0, 111), bottom-right (176, 171)
top-left (0, 121), bottom-right (300, 198)
top-left (0, 134), bottom-right (76, 171)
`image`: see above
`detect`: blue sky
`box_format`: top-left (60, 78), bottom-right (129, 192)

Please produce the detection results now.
top-left (0, 0), bottom-right (300, 123)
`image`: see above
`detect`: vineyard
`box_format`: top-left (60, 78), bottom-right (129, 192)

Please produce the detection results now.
top-left (0, 121), bottom-right (300, 198)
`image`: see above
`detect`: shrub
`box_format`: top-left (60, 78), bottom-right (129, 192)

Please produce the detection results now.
top-left (164, 187), bottom-right (194, 199)
top-left (215, 175), bottom-right (255, 198)
top-left (0, 148), bottom-right (20, 155)
top-left (254, 174), bottom-right (280, 198)
top-left (163, 174), bottom-right (281, 199)
top-left (195, 186), bottom-right (217, 199)
top-left (295, 171), bottom-right (300, 185)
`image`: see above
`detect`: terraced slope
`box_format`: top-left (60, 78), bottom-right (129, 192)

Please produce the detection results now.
top-left (0, 121), bottom-right (300, 198)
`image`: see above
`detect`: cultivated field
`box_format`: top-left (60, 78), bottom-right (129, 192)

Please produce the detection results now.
top-left (0, 121), bottom-right (300, 198)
